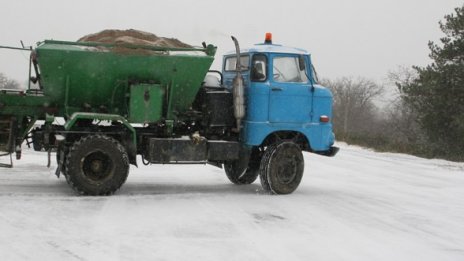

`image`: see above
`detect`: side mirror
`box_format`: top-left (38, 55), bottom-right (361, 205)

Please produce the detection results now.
top-left (298, 55), bottom-right (306, 71)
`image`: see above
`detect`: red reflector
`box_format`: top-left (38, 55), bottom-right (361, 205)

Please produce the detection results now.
top-left (320, 115), bottom-right (330, 123)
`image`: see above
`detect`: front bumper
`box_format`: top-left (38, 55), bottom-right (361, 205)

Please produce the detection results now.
top-left (315, 146), bottom-right (339, 157)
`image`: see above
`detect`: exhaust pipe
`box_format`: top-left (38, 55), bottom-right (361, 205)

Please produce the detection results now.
top-left (231, 36), bottom-right (245, 132)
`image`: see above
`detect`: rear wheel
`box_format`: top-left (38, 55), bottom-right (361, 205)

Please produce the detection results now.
top-left (259, 141), bottom-right (304, 194)
top-left (32, 131), bottom-right (43, 151)
top-left (65, 135), bottom-right (129, 196)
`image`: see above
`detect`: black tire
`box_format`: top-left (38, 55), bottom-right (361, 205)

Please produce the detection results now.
top-left (224, 161), bottom-right (259, 185)
top-left (259, 141), bottom-right (304, 194)
top-left (32, 132), bottom-right (43, 151)
top-left (65, 135), bottom-right (129, 196)
top-left (32, 141), bottom-right (43, 152)
top-left (224, 147), bottom-right (261, 185)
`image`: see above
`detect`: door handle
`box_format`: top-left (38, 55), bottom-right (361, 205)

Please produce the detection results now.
top-left (271, 87), bottom-right (283, 91)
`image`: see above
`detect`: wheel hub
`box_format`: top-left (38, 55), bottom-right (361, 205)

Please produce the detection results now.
top-left (276, 156), bottom-right (298, 185)
top-left (90, 160), bottom-right (103, 173)
top-left (82, 151), bottom-right (113, 182)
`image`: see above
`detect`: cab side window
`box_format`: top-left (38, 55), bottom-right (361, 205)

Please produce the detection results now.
top-left (224, 56), bottom-right (250, 71)
top-left (251, 54), bottom-right (267, 82)
top-left (273, 56), bottom-right (308, 83)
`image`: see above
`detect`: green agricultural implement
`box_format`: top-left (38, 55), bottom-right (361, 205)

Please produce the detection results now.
top-left (1, 39), bottom-right (217, 171)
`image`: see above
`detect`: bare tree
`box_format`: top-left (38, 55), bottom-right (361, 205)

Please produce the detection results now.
top-left (387, 65), bottom-right (417, 98)
top-left (385, 66), bottom-right (427, 152)
top-left (0, 73), bottom-right (20, 89)
top-left (321, 77), bottom-right (384, 140)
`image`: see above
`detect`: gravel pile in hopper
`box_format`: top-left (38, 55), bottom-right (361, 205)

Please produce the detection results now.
top-left (77, 29), bottom-right (193, 54)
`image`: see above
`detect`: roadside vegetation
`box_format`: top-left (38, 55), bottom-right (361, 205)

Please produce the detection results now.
top-left (323, 5), bottom-right (464, 162)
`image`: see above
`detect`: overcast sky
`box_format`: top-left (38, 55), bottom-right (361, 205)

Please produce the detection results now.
top-left (0, 0), bottom-right (462, 87)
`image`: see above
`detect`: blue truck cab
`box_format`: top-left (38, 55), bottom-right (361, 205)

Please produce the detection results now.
top-left (220, 34), bottom-right (338, 194)
top-left (222, 35), bottom-right (338, 154)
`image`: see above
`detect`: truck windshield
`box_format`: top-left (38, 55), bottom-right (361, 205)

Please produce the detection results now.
top-left (224, 55), bottom-right (249, 71)
top-left (273, 56), bottom-right (308, 83)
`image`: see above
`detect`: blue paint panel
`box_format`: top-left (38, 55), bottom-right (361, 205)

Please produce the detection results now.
top-left (246, 81), bottom-right (269, 122)
top-left (243, 121), bottom-right (334, 151)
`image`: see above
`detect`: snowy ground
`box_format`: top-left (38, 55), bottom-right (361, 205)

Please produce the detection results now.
top-left (0, 143), bottom-right (463, 261)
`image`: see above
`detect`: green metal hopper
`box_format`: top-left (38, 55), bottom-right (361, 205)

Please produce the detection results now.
top-left (35, 40), bottom-right (216, 122)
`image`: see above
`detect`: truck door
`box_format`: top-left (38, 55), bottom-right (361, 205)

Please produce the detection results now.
top-left (247, 54), bottom-right (270, 122)
top-left (268, 55), bottom-right (311, 123)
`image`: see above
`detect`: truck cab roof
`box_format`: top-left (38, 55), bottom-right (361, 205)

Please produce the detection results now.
top-left (224, 43), bottom-right (310, 56)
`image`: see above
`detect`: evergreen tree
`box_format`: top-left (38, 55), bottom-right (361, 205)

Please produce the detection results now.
top-left (400, 5), bottom-right (464, 160)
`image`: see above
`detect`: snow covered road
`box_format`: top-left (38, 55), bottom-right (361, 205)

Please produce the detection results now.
top-left (0, 144), bottom-right (463, 260)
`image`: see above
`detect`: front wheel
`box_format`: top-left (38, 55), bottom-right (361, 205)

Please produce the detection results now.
top-left (224, 162), bottom-right (259, 185)
top-left (224, 147), bottom-right (261, 185)
top-left (259, 142), bottom-right (304, 194)
top-left (65, 135), bottom-right (129, 196)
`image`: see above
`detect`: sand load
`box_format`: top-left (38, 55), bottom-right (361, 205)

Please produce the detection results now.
top-left (78, 29), bottom-right (192, 49)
